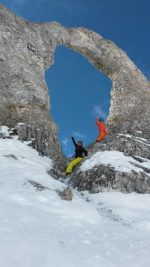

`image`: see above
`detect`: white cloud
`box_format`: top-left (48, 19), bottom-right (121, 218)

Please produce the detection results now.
top-left (61, 138), bottom-right (69, 146)
top-left (93, 105), bottom-right (107, 120)
top-left (61, 137), bottom-right (73, 157)
top-left (72, 131), bottom-right (85, 140)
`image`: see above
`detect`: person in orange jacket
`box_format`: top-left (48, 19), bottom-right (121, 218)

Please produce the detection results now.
top-left (96, 117), bottom-right (107, 142)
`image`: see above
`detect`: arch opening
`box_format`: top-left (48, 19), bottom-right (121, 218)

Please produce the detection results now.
top-left (46, 46), bottom-right (111, 156)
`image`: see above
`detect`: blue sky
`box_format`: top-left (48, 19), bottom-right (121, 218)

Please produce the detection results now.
top-left (1, 0), bottom-right (150, 156)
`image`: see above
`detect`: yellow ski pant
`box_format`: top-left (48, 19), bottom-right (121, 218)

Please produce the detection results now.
top-left (66, 157), bottom-right (83, 174)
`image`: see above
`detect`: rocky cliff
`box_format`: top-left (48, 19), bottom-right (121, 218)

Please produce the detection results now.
top-left (0, 4), bottom-right (150, 187)
top-left (71, 134), bottom-right (150, 193)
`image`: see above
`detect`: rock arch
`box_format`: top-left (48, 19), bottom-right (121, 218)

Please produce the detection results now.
top-left (51, 25), bottom-right (150, 136)
top-left (0, 4), bottom-right (150, 163)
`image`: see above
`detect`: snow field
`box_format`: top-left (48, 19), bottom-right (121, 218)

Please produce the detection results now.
top-left (0, 138), bottom-right (150, 267)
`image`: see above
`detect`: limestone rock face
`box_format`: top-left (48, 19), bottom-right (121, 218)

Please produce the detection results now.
top-left (0, 4), bottom-right (63, 165)
top-left (0, 4), bottom-right (150, 170)
top-left (71, 135), bottom-right (150, 193)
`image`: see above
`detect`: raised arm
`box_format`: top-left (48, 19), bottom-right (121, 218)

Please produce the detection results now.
top-left (96, 117), bottom-right (99, 125)
top-left (71, 137), bottom-right (77, 147)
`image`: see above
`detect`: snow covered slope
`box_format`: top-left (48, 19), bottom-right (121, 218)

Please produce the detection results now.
top-left (0, 137), bottom-right (150, 267)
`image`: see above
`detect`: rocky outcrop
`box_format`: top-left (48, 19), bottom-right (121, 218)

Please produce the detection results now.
top-left (71, 135), bottom-right (150, 193)
top-left (0, 4), bottom-right (150, 177)
top-left (0, 4), bottom-right (65, 168)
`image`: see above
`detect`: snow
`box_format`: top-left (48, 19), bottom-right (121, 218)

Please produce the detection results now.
top-left (118, 133), bottom-right (150, 147)
top-left (0, 138), bottom-right (150, 267)
top-left (80, 150), bottom-right (150, 173)
top-left (0, 125), bottom-right (10, 137)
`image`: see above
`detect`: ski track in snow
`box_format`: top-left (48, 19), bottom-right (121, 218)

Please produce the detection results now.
top-left (0, 138), bottom-right (150, 267)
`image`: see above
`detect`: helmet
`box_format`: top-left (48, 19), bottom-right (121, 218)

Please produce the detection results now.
top-left (78, 140), bottom-right (83, 145)
top-left (99, 118), bottom-right (104, 122)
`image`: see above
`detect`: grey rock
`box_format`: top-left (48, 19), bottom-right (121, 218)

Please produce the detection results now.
top-left (71, 134), bottom-right (150, 193)
top-left (0, 4), bottom-right (150, 193)
top-left (28, 180), bottom-right (50, 191)
top-left (57, 186), bottom-right (73, 201)
top-left (3, 154), bottom-right (18, 160)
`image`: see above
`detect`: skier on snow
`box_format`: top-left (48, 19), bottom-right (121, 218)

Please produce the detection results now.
top-left (66, 137), bottom-right (88, 175)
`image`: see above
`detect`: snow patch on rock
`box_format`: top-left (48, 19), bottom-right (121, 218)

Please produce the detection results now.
top-left (80, 150), bottom-right (150, 173)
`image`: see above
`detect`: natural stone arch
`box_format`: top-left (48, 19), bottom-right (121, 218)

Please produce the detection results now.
top-left (49, 25), bottom-right (150, 137)
top-left (0, 4), bottom-right (150, 164)
top-left (35, 21), bottom-right (150, 137)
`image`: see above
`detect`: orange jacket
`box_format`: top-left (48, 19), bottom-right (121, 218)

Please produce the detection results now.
top-left (96, 118), bottom-right (106, 132)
